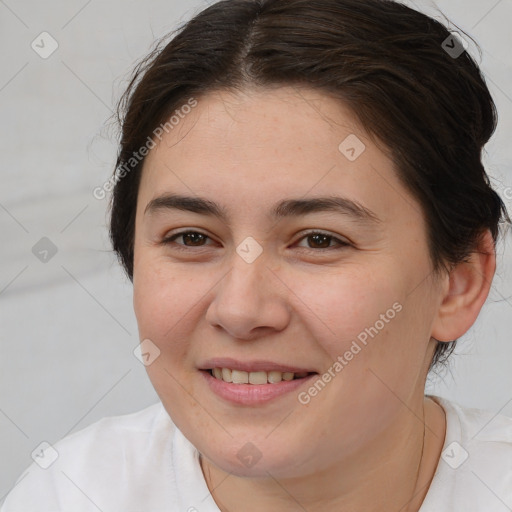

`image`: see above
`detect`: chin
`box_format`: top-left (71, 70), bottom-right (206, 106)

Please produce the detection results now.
top-left (199, 435), bottom-right (314, 479)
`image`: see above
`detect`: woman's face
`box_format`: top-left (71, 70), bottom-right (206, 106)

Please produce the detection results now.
top-left (132, 86), bottom-right (444, 478)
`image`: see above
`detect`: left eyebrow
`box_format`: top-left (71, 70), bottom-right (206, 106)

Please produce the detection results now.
top-left (271, 196), bottom-right (381, 225)
top-left (144, 193), bottom-right (381, 225)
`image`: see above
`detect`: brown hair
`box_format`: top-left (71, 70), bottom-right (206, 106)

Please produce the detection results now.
top-left (109, 0), bottom-right (510, 371)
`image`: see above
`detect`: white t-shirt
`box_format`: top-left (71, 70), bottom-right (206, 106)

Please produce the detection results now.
top-left (2, 395), bottom-right (511, 511)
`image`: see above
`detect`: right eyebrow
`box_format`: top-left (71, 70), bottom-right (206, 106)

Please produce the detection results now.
top-left (144, 194), bottom-right (229, 222)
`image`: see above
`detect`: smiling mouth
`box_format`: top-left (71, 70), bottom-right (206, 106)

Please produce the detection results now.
top-left (205, 368), bottom-right (318, 384)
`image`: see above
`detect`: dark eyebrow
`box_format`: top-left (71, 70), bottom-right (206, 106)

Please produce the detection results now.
top-left (144, 194), bottom-right (381, 225)
top-left (273, 197), bottom-right (381, 224)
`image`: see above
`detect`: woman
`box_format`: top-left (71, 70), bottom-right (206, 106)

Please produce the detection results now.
top-left (3, 0), bottom-right (511, 510)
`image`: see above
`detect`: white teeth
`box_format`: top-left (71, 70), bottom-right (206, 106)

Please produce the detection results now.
top-left (268, 371), bottom-right (282, 383)
top-left (221, 368), bottom-right (232, 383)
top-left (249, 371), bottom-right (267, 385)
top-left (210, 368), bottom-right (310, 384)
top-left (231, 370), bottom-right (249, 384)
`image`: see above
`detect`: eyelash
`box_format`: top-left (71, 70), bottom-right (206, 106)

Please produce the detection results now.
top-left (160, 230), bottom-right (350, 253)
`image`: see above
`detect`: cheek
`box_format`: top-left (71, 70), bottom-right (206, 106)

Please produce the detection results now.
top-left (313, 269), bottom-right (436, 412)
top-left (133, 256), bottom-right (201, 354)
top-left (294, 266), bottom-right (405, 359)
top-left (294, 262), bottom-right (431, 403)
top-left (132, 257), bottom-right (211, 429)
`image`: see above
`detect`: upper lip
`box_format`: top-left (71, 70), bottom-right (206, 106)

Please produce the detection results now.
top-left (199, 357), bottom-right (317, 374)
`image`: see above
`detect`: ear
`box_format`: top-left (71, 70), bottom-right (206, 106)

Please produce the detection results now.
top-left (431, 230), bottom-right (496, 342)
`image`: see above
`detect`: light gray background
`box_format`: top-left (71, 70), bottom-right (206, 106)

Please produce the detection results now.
top-left (1, 0), bottom-right (511, 502)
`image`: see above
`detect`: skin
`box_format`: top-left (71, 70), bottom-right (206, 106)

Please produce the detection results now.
top-left (132, 86), bottom-right (495, 511)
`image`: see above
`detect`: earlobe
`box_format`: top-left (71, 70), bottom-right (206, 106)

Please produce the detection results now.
top-left (431, 230), bottom-right (496, 342)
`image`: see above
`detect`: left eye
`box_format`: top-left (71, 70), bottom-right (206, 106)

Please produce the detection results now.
top-left (161, 230), bottom-right (349, 251)
top-left (296, 231), bottom-right (349, 250)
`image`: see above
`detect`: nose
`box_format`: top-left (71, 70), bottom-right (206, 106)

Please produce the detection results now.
top-left (205, 252), bottom-right (291, 341)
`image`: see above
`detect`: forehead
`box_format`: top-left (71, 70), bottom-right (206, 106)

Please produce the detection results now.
top-left (148, 86), bottom-right (366, 167)
top-left (137, 86), bottom-right (420, 227)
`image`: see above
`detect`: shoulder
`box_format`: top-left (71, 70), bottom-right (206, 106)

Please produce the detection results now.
top-left (421, 395), bottom-right (512, 511)
top-left (446, 396), bottom-right (512, 487)
top-left (1, 402), bottom-right (179, 511)
top-left (57, 400), bottom-right (171, 448)
top-left (438, 395), bottom-right (512, 453)
top-left (46, 401), bottom-right (174, 468)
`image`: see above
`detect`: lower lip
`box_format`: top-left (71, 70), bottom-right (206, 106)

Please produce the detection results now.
top-left (200, 370), bottom-right (317, 405)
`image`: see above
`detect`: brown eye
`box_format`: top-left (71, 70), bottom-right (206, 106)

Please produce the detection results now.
top-left (296, 231), bottom-right (350, 251)
top-left (161, 231), bottom-right (212, 248)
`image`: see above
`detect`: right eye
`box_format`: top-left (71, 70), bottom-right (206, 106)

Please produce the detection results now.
top-left (160, 230), bottom-right (215, 250)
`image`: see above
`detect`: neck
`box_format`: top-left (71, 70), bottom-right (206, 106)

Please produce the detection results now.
top-left (200, 396), bottom-right (446, 512)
